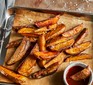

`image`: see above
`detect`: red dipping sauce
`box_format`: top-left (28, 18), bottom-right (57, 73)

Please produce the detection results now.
top-left (66, 66), bottom-right (90, 85)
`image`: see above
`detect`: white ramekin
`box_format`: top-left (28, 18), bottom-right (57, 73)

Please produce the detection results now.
top-left (63, 62), bottom-right (93, 85)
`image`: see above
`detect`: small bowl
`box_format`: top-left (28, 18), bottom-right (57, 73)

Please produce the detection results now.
top-left (63, 62), bottom-right (93, 85)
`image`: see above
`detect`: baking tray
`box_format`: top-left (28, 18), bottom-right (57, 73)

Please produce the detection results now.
top-left (0, 7), bottom-right (93, 85)
top-left (14, 0), bottom-right (93, 15)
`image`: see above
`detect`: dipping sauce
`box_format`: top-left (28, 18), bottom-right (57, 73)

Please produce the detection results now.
top-left (66, 66), bottom-right (90, 85)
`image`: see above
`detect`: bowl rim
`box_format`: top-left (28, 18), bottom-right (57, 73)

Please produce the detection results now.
top-left (63, 61), bottom-right (93, 85)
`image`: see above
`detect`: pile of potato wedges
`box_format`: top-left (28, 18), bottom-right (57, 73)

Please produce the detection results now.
top-left (0, 15), bottom-right (92, 85)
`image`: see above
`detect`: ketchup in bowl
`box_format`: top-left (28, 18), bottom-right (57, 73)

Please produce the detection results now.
top-left (66, 66), bottom-right (90, 85)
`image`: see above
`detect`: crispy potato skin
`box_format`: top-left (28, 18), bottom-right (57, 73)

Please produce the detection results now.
top-left (31, 63), bottom-right (59, 79)
top-left (74, 28), bottom-right (88, 46)
top-left (35, 15), bottom-right (60, 27)
top-left (45, 24), bottom-right (65, 40)
top-left (50, 39), bottom-right (74, 51)
top-left (17, 44), bottom-right (39, 76)
top-left (38, 33), bottom-right (46, 51)
top-left (65, 41), bottom-right (91, 55)
top-left (0, 65), bottom-right (29, 84)
top-left (65, 53), bottom-right (92, 62)
top-left (7, 37), bottom-right (31, 65)
top-left (71, 66), bottom-right (91, 81)
top-left (44, 52), bottom-right (66, 68)
top-left (6, 39), bottom-right (22, 49)
top-left (33, 51), bottom-right (58, 60)
top-left (62, 23), bottom-right (83, 37)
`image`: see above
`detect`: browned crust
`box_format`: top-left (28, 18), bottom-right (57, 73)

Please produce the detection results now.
top-left (62, 23), bottom-right (83, 38)
top-left (35, 15), bottom-right (60, 27)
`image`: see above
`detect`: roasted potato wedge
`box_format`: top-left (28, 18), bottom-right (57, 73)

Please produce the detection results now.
top-left (32, 62), bottom-right (59, 79)
top-left (35, 15), bottom-right (60, 27)
top-left (0, 65), bottom-right (29, 85)
top-left (7, 37), bottom-right (31, 65)
top-left (18, 28), bottom-right (35, 34)
top-left (65, 53), bottom-right (92, 62)
top-left (71, 66), bottom-right (91, 81)
top-left (74, 28), bottom-right (88, 46)
top-left (38, 33), bottom-right (46, 51)
top-left (6, 39), bottom-right (22, 49)
top-left (50, 39), bottom-right (74, 51)
top-left (33, 51), bottom-right (58, 60)
top-left (44, 52), bottom-right (66, 68)
top-left (17, 44), bottom-right (39, 76)
top-left (47, 36), bottom-right (68, 47)
top-left (45, 24), bottom-right (65, 40)
top-left (65, 41), bottom-right (91, 55)
top-left (62, 23), bottom-right (83, 37)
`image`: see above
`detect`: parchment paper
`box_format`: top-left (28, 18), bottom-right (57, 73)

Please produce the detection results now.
top-left (0, 8), bottom-right (93, 85)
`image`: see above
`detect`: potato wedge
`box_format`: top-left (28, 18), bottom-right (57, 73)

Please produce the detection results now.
top-left (74, 28), bottom-right (88, 46)
top-left (62, 23), bottom-right (83, 37)
top-left (33, 51), bottom-right (58, 60)
top-left (35, 15), bottom-right (60, 27)
top-left (32, 62), bottom-right (59, 79)
top-left (71, 66), bottom-right (91, 81)
top-left (7, 37), bottom-right (31, 65)
top-left (50, 39), bottom-right (74, 51)
top-left (45, 24), bottom-right (65, 40)
top-left (6, 39), bottom-right (22, 49)
top-left (65, 53), bottom-right (92, 62)
top-left (0, 65), bottom-right (29, 85)
top-left (18, 28), bottom-right (35, 34)
top-left (44, 52), bottom-right (66, 68)
top-left (17, 44), bottom-right (39, 76)
top-left (65, 41), bottom-right (91, 55)
top-left (38, 33), bottom-right (46, 51)
top-left (47, 36), bottom-right (68, 47)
